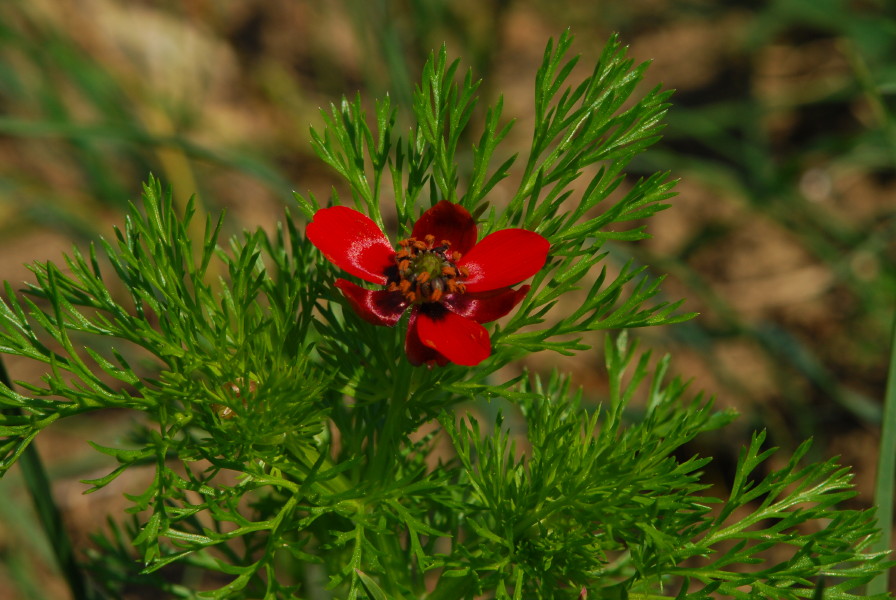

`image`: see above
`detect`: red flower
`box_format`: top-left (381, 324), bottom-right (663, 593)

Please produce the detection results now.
top-left (306, 201), bottom-right (549, 366)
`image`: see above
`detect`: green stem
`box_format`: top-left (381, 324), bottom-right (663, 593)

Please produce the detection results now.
top-left (869, 309), bottom-right (896, 595)
top-left (846, 38), bottom-right (896, 597)
top-left (0, 357), bottom-right (93, 600)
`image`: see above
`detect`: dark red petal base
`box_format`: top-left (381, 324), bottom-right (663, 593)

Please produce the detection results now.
top-left (441, 285), bottom-right (530, 324)
top-left (411, 200), bottom-right (478, 256)
top-left (336, 279), bottom-right (408, 326)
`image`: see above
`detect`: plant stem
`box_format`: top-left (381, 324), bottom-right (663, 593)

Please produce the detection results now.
top-left (869, 309), bottom-right (896, 595)
top-left (845, 38), bottom-right (896, 597)
top-left (0, 357), bottom-right (93, 600)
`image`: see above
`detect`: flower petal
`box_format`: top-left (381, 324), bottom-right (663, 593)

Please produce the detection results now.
top-left (415, 304), bottom-right (491, 366)
top-left (405, 308), bottom-right (449, 366)
top-left (335, 279), bottom-right (408, 326)
top-left (412, 201), bottom-right (478, 256)
top-left (306, 206), bottom-right (395, 284)
top-left (457, 229), bottom-right (549, 292)
top-left (441, 285), bottom-right (530, 324)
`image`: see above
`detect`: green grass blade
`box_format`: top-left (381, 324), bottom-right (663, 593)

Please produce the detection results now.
top-left (869, 310), bottom-right (896, 595)
top-left (0, 357), bottom-right (94, 600)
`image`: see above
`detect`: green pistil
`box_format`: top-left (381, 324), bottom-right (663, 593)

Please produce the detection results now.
top-left (414, 252), bottom-right (444, 280)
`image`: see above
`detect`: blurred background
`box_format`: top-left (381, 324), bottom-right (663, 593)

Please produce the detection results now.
top-left (0, 0), bottom-right (894, 597)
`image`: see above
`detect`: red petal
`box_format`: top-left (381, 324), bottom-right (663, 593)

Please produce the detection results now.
top-left (412, 201), bottom-right (478, 255)
top-left (405, 308), bottom-right (449, 366)
top-left (441, 286), bottom-right (530, 324)
top-left (306, 206), bottom-right (395, 284)
top-left (415, 305), bottom-right (491, 366)
top-left (457, 229), bottom-right (549, 292)
top-left (335, 279), bottom-right (408, 326)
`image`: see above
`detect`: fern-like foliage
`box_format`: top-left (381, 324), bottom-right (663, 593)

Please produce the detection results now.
top-left (431, 334), bottom-right (889, 599)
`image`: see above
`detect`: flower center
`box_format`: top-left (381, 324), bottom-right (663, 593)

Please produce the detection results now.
top-left (387, 234), bottom-right (468, 304)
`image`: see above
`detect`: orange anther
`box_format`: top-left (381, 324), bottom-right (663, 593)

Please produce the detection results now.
top-left (413, 240), bottom-right (427, 250)
top-left (441, 266), bottom-right (455, 276)
top-left (398, 259), bottom-right (410, 271)
top-left (452, 251), bottom-right (462, 262)
top-left (430, 288), bottom-right (443, 302)
top-left (424, 234), bottom-right (435, 245)
top-left (399, 280), bottom-right (412, 293)
top-left (417, 271), bottom-right (431, 283)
